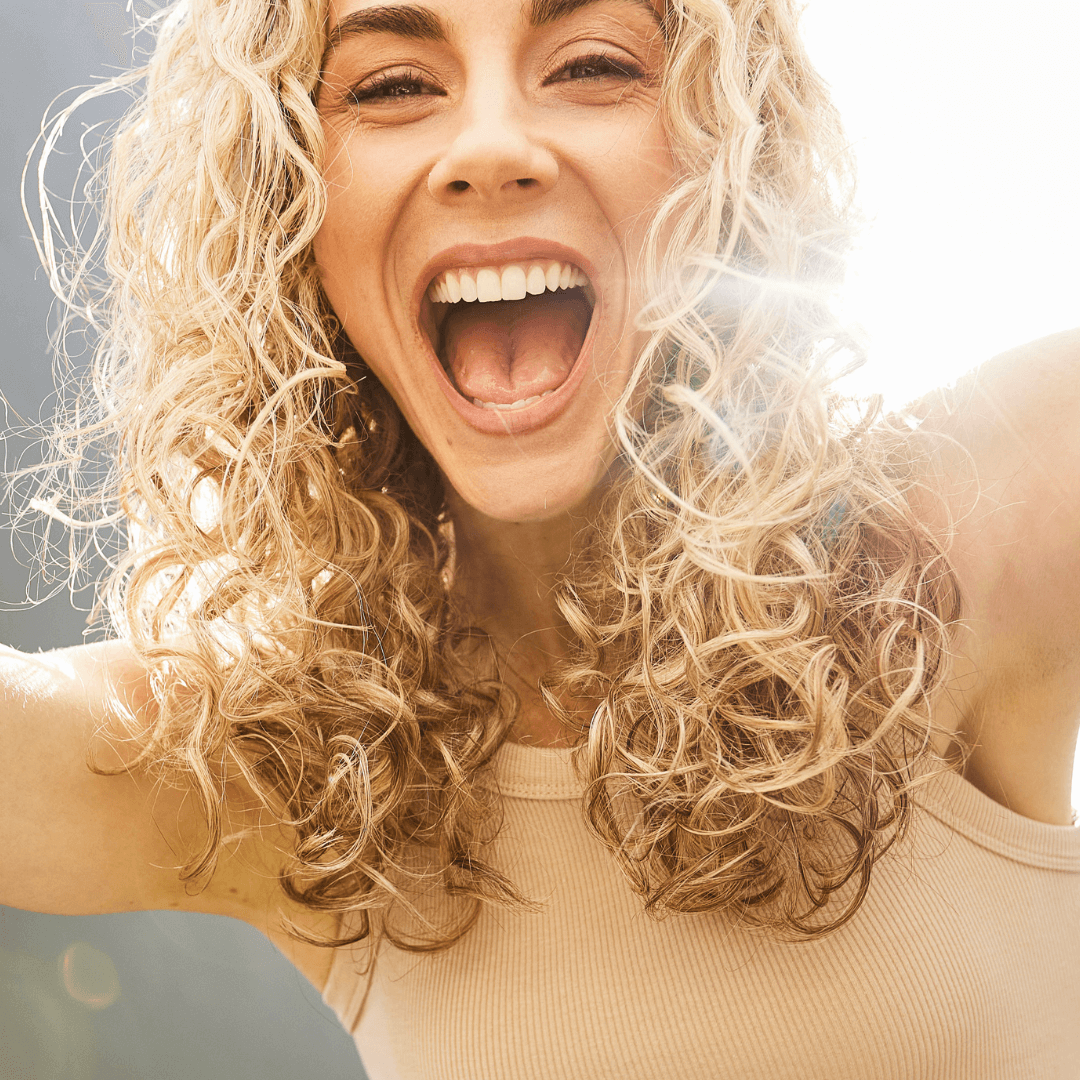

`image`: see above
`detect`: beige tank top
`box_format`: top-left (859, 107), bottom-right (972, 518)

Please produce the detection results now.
top-left (322, 740), bottom-right (1080, 1079)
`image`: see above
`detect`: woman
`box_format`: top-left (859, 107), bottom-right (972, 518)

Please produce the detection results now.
top-left (3, 0), bottom-right (1078, 1076)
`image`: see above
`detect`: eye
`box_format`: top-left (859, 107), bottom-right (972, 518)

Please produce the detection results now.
top-left (348, 67), bottom-right (445, 104)
top-left (546, 52), bottom-right (645, 85)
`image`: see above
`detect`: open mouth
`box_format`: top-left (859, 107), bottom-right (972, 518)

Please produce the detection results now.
top-left (421, 260), bottom-right (597, 412)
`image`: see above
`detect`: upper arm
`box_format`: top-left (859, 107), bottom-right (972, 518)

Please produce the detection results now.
top-left (0, 640), bottom-right (289, 923)
top-left (924, 328), bottom-right (1080, 656)
top-left (915, 328), bottom-right (1080, 821)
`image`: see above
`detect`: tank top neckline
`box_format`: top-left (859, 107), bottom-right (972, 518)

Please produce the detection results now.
top-left (486, 737), bottom-right (1080, 869)
top-left (485, 738), bottom-right (583, 800)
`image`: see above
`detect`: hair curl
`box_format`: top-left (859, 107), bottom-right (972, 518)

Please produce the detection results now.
top-left (20, 0), bottom-right (963, 950)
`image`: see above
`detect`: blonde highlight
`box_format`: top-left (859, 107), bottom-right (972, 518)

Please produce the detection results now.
top-left (20, 0), bottom-right (963, 951)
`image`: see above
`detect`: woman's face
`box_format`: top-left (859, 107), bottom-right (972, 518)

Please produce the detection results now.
top-left (314, 0), bottom-right (673, 522)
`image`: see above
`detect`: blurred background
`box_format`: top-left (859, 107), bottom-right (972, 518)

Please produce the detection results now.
top-left (1, 1), bottom-right (1077, 1078)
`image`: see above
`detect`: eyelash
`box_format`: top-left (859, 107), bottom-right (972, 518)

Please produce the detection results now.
top-left (546, 52), bottom-right (645, 85)
top-left (347, 52), bottom-right (645, 104)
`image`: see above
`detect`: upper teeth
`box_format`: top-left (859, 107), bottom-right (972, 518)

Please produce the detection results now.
top-left (428, 261), bottom-right (590, 304)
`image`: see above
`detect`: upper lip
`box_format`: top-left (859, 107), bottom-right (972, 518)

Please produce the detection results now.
top-left (413, 237), bottom-right (599, 320)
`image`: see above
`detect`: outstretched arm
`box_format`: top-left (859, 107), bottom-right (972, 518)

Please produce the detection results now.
top-left (0, 640), bottom-right (282, 918)
top-left (918, 327), bottom-right (1080, 822)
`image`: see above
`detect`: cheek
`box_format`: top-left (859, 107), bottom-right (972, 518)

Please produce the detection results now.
top-left (314, 141), bottom-right (390, 338)
top-left (617, 126), bottom-right (676, 240)
top-left (318, 158), bottom-right (372, 272)
top-left (315, 124), bottom-right (391, 267)
top-left (567, 114), bottom-right (674, 256)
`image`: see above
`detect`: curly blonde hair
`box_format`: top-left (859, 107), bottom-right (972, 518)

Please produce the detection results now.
top-left (22, 0), bottom-right (962, 949)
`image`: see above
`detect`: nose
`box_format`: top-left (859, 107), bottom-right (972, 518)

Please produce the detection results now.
top-left (427, 93), bottom-right (559, 205)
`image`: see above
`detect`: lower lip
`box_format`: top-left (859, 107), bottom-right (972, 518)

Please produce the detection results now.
top-left (425, 298), bottom-right (600, 436)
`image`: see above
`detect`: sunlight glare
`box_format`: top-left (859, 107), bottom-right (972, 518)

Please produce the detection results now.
top-left (798, 1), bottom-right (1080, 811)
top-left (800, 0), bottom-right (1080, 409)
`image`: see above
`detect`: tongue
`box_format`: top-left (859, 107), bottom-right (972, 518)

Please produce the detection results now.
top-left (440, 290), bottom-right (590, 405)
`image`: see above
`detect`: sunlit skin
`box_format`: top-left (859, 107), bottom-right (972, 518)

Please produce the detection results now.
top-left (314, 0), bottom-right (674, 741)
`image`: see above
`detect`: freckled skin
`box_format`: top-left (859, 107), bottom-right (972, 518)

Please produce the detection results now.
top-left (314, 0), bottom-right (673, 522)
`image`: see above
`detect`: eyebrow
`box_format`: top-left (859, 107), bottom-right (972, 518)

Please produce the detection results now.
top-left (529, 0), bottom-right (660, 29)
top-left (322, 0), bottom-right (661, 65)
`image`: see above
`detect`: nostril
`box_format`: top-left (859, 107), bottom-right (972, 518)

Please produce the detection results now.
top-left (449, 180), bottom-right (470, 193)
top-left (515, 178), bottom-right (538, 189)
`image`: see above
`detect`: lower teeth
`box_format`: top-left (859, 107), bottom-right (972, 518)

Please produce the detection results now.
top-left (471, 390), bottom-right (554, 411)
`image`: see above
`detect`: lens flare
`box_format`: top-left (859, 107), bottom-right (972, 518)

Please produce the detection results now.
top-left (58, 943), bottom-right (120, 1010)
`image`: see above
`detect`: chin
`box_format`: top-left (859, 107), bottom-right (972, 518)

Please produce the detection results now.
top-left (443, 444), bottom-right (615, 524)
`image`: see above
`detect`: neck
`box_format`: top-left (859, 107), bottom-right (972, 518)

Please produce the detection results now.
top-left (446, 490), bottom-right (593, 747)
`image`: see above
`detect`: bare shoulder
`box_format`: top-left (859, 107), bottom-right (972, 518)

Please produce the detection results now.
top-left (0, 639), bottom-right (339, 991)
top-left (910, 328), bottom-right (1080, 824)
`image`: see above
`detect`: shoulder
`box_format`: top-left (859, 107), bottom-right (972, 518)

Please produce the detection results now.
top-left (8, 640), bottom-right (339, 986)
top-left (908, 328), bottom-right (1080, 825)
top-left (919, 329), bottom-right (1080, 663)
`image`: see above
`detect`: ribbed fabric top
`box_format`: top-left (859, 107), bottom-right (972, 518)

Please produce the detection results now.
top-left (323, 742), bottom-right (1080, 1079)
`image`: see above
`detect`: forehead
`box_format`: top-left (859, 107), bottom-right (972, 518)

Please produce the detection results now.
top-left (323, 0), bottom-right (664, 39)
